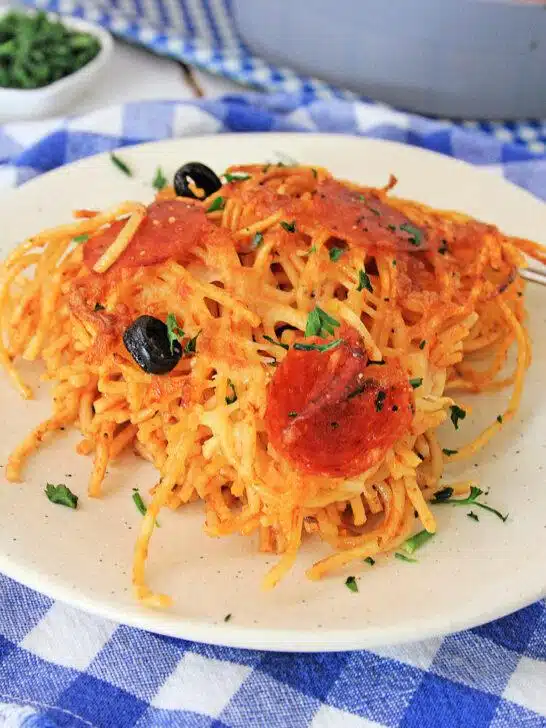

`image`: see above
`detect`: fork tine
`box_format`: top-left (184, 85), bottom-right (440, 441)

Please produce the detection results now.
top-left (520, 268), bottom-right (546, 286)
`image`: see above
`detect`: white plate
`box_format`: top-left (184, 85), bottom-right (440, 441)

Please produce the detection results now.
top-left (1, 133), bottom-right (545, 652)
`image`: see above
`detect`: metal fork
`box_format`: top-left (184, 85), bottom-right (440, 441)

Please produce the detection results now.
top-left (521, 267), bottom-right (546, 286)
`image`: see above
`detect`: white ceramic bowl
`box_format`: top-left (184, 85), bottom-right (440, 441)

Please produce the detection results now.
top-left (0, 10), bottom-right (113, 122)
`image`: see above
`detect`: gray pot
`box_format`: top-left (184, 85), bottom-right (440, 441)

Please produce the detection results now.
top-left (233, 0), bottom-right (546, 119)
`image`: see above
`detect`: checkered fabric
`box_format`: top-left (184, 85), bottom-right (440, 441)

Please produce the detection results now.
top-left (18, 0), bottom-right (546, 155)
top-left (0, 96), bottom-right (545, 727)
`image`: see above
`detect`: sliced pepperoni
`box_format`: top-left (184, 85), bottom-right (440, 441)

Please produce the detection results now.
top-left (297, 179), bottom-right (428, 253)
top-left (83, 199), bottom-right (209, 273)
top-left (264, 328), bottom-right (412, 478)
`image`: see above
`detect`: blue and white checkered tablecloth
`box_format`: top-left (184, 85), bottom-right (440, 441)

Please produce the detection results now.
top-left (18, 0), bottom-right (546, 155)
top-left (0, 95), bottom-right (546, 727)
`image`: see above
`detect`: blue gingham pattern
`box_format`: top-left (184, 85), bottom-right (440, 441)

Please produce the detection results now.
top-left (19, 0), bottom-right (546, 156)
top-left (1, 96), bottom-right (546, 727)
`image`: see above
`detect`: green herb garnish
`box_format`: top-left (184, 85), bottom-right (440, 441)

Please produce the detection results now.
top-left (450, 405), bottom-right (467, 430)
top-left (357, 268), bottom-right (373, 293)
top-left (183, 331), bottom-right (200, 355)
top-left (251, 232), bottom-right (264, 249)
top-left (263, 335), bottom-right (289, 351)
top-left (467, 511), bottom-right (479, 522)
top-left (165, 313), bottom-right (184, 354)
top-left (364, 557), bottom-right (376, 566)
top-left (110, 153), bottom-right (132, 176)
top-left (207, 196), bottom-right (225, 213)
top-left (294, 339), bottom-right (343, 353)
top-left (73, 234), bottom-right (89, 244)
top-left (432, 485), bottom-right (508, 522)
top-left (280, 220), bottom-right (296, 233)
top-left (329, 247), bottom-right (345, 262)
top-left (224, 172), bottom-right (251, 182)
top-left (152, 166), bottom-right (167, 191)
top-left (419, 340), bottom-right (426, 350)
top-left (288, 411), bottom-right (298, 418)
top-left (94, 303), bottom-right (105, 311)
top-left (132, 488), bottom-right (160, 526)
top-left (442, 448), bottom-right (458, 456)
top-left (225, 379), bottom-right (237, 405)
top-left (0, 11), bottom-right (101, 90)
top-left (401, 529), bottom-right (434, 555)
top-left (375, 390), bottom-right (386, 412)
top-left (304, 307), bottom-right (340, 338)
top-left (132, 488), bottom-right (147, 516)
top-left (395, 553), bottom-right (418, 563)
top-left (438, 239), bottom-right (449, 255)
top-left (345, 576), bottom-right (358, 593)
top-left (410, 377), bottom-right (423, 389)
top-left (224, 613), bottom-right (232, 622)
top-left (45, 483), bottom-right (78, 509)
top-left (496, 414), bottom-right (503, 424)
top-left (399, 222), bottom-right (422, 246)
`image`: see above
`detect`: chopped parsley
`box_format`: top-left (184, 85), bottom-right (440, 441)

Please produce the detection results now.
top-left (294, 338), bottom-right (343, 353)
top-left (165, 313), bottom-right (184, 354)
top-left (110, 152), bottom-right (132, 176)
top-left (252, 232), bottom-right (264, 249)
top-left (432, 487), bottom-right (454, 502)
top-left (225, 379), bottom-right (237, 405)
top-left (387, 224), bottom-right (396, 232)
top-left (364, 557), bottom-right (375, 566)
top-left (73, 233), bottom-right (89, 243)
top-left (399, 222), bottom-right (422, 246)
top-left (395, 553), bottom-right (417, 563)
top-left (224, 172), bottom-right (251, 182)
top-left (375, 390), bottom-right (386, 412)
top-left (45, 483), bottom-right (78, 509)
top-left (311, 168), bottom-right (318, 178)
top-left (496, 414), bottom-right (503, 424)
top-left (263, 335), bottom-right (289, 351)
top-left (330, 421), bottom-right (339, 429)
top-left (280, 220), bottom-right (296, 233)
top-left (442, 448), bottom-right (458, 456)
top-left (183, 330), bottom-right (200, 355)
top-left (357, 268), bottom-right (373, 293)
top-left (288, 411), bottom-right (298, 418)
top-left (207, 196), bottom-right (225, 213)
top-left (94, 303), bottom-right (105, 311)
top-left (304, 307), bottom-right (340, 338)
top-left (305, 245), bottom-right (317, 256)
top-left (410, 377), bottom-right (423, 389)
top-left (431, 485), bottom-right (508, 522)
top-left (345, 576), bottom-right (358, 593)
top-left (450, 405), bottom-right (467, 430)
top-left (152, 166), bottom-right (167, 191)
top-left (401, 529), bottom-right (434, 555)
top-left (329, 247), bottom-right (345, 262)
top-left (438, 239), bottom-right (449, 255)
top-left (419, 340), bottom-right (426, 350)
top-left (132, 488), bottom-right (147, 516)
top-left (224, 613), bottom-right (232, 622)
top-left (467, 511), bottom-right (479, 522)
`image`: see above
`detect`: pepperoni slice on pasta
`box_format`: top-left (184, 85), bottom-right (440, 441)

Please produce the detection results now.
top-left (298, 179), bottom-right (428, 253)
top-left (83, 199), bottom-right (209, 272)
top-left (264, 329), bottom-right (412, 478)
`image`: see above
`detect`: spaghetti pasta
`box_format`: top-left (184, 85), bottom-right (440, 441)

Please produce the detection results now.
top-left (1, 161), bottom-right (544, 607)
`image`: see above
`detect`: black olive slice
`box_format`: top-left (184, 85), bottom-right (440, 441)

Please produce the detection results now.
top-left (173, 162), bottom-right (222, 199)
top-left (123, 315), bottom-right (181, 374)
